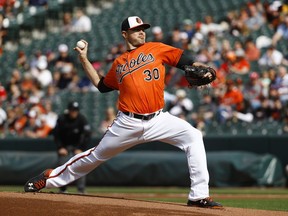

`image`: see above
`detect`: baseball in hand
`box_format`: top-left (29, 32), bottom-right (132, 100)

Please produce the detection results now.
top-left (76, 40), bottom-right (86, 49)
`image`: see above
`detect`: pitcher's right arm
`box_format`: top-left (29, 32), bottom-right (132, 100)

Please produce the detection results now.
top-left (74, 40), bottom-right (113, 93)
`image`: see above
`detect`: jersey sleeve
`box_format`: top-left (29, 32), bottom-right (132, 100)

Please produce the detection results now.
top-left (103, 61), bottom-right (119, 90)
top-left (156, 43), bottom-right (184, 67)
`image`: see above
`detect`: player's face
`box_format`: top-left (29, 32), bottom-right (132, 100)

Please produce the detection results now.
top-left (124, 27), bottom-right (146, 48)
top-left (69, 110), bottom-right (79, 119)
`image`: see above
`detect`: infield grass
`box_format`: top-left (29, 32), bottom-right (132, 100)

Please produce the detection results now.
top-left (1, 186), bottom-right (288, 211)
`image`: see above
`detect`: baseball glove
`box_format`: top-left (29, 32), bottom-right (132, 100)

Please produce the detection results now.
top-left (184, 65), bottom-right (216, 87)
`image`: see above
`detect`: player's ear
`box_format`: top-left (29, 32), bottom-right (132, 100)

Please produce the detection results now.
top-left (121, 31), bottom-right (128, 39)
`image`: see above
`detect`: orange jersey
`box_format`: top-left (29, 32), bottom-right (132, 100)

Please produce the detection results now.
top-left (35, 124), bottom-right (52, 138)
top-left (220, 88), bottom-right (244, 111)
top-left (104, 42), bottom-right (183, 114)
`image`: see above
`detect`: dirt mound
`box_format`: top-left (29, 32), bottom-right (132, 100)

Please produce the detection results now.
top-left (1, 192), bottom-right (287, 216)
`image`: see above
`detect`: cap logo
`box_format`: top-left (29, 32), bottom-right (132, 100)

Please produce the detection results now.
top-left (136, 17), bottom-right (142, 24)
top-left (121, 16), bottom-right (150, 31)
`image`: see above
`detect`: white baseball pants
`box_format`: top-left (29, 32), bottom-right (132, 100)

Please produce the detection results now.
top-left (46, 111), bottom-right (209, 201)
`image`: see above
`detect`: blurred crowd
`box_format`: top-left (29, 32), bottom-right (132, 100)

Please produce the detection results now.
top-left (0, 0), bottom-right (49, 54)
top-left (1, 0), bottom-right (288, 139)
top-left (0, 0), bottom-right (92, 55)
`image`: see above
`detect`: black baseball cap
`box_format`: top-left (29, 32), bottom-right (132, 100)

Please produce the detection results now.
top-left (121, 16), bottom-right (151, 31)
top-left (67, 101), bottom-right (79, 111)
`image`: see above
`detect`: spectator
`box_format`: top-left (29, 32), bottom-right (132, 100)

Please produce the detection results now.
top-left (220, 39), bottom-right (232, 57)
top-left (216, 80), bottom-right (244, 123)
top-left (23, 109), bottom-right (52, 138)
top-left (5, 69), bottom-right (21, 103)
top-left (29, 50), bottom-right (46, 70)
top-left (16, 89), bottom-right (30, 105)
top-left (266, 87), bottom-right (283, 121)
top-left (61, 12), bottom-right (73, 34)
top-left (272, 14), bottom-right (288, 47)
top-left (236, 8), bottom-right (250, 37)
top-left (53, 44), bottom-right (76, 89)
top-left (151, 26), bottom-right (165, 43)
top-left (54, 43), bottom-right (74, 72)
top-left (179, 31), bottom-right (190, 50)
top-left (6, 69), bottom-right (21, 89)
top-left (255, 84), bottom-right (283, 122)
top-left (105, 44), bottom-right (123, 64)
top-left (53, 101), bottom-right (91, 194)
top-left (54, 64), bottom-right (75, 90)
top-left (28, 80), bottom-right (44, 102)
top-left (223, 10), bottom-right (245, 37)
top-left (41, 99), bottom-right (58, 130)
top-left (230, 76), bottom-right (254, 122)
top-left (200, 15), bottom-right (225, 36)
top-left (45, 49), bottom-right (57, 69)
top-left (195, 48), bottom-right (211, 64)
top-left (253, 96), bottom-right (271, 120)
top-left (168, 89), bottom-right (193, 118)
top-left (44, 84), bottom-right (61, 105)
top-left (268, 67), bottom-right (282, 89)
top-left (28, 96), bottom-right (46, 115)
top-left (206, 32), bottom-right (222, 67)
top-left (0, 82), bottom-right (7, 102)
top-left (192, 93), bottom-right (217, 125)
top-left (5, 107), bottom-right (17, 135)
top-left (16, 50), bottom-right (29, 71)
top-left (13, 106), bottom-right (29, 135)
top-left (255, 35), bottom-right (272, 49)
top-left (190, 32), bottom-right (205, 53)
top-left (243, 72), bottom-right (262, 111)
top-left (165, 26), bottom-right (183, 48)
top-left (1, 0), bottom-right (15, 20)
top-left (269, 86), bottom-right (281, 101)
top-left (258, 45), bottom-right (284, 67)
top-left (233, 108), bottom-right (254, 123)
top-left (244, 38), bottom-right (261, 62)
top-left (270, 97), bottom-right (283, 121)
top-left (30, 59), bottom-right (53, 88)
top-left (71, 8), bottom-right (92, 33)
top-left (245, 3), bottom-right (266, 31)
top-left (229, 49), bottom-right (250, 75)
top-left (264, 0), bottom-right (282, 31)
top-left (277, 66), bottom-right (288, 104)
top-left (233, 40), bottom-right (245, 53)
top-left (98, 106), bottom-right (116, 134)
top-left (214, 50), bottom-right (235, 87)
top-left (76, 75), bottom-right (93, 92)
top-left (165, 67), bottom-right (183, 88)
top-left (181, 19), bottom-right (195, 41)
top-left (259, 70), bottom-right (271, 98)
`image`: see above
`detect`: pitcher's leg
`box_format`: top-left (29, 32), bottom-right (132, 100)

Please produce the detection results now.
top-left (169, 125), bottom-right (209, 201)
top-left (46, 113), bottom-right (145, 189)
top-left (57, 154), bottom-right (70, 192)
top-left (146, 112), bottom-right (209, 200)
top-left (46, 147), bottom-right (103, 188)
top-left (184, 130), bottom-right (209, 201)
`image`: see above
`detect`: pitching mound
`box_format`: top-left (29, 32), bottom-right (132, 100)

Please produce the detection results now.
top-left (1, 192), bottom-right (287, 216)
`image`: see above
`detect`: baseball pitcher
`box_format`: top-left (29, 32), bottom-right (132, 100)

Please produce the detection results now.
top-left (24, 16), bottom-right (222, 209)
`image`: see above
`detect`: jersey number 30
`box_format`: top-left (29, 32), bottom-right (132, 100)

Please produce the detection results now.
top-left (143, 68), bottom-right (160, 82)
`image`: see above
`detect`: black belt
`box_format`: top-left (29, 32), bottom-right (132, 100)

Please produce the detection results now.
top-left (123, 110), bottom-right (161, 120)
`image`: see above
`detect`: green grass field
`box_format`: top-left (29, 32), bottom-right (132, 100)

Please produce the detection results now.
top-left (1, 186), bottom-right (288, 212)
